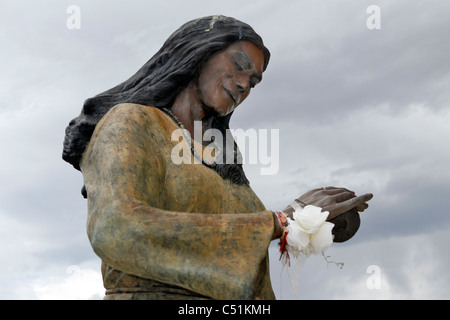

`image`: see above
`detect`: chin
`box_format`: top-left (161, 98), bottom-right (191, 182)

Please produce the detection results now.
top-left (207, 105), bottom-right (233, 117)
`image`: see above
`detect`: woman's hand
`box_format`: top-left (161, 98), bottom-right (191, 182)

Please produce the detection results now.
top-left (281, 187), bottom-right (373, 242)
top-left (283, 187), bottom-right (373, 220)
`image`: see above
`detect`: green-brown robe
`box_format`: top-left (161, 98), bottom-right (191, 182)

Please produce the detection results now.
top-left (80, 103), bottom-right (276, 300)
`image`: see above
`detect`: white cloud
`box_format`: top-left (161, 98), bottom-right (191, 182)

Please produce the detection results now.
top-left (30, 263), bottom-right (103, 300)
top-left (270, 226), bottom-right (450, 299)
top-left (8, 260), bottom-right (104, 300)
top-left (325, 227), bottom-right (450, 299)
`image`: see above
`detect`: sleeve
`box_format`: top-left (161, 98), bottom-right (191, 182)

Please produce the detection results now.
top-left (80, 104), bottom-right (275, 300)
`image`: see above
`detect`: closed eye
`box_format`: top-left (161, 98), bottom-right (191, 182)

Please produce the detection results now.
top-left (234, 61), bottom-right (244, 71)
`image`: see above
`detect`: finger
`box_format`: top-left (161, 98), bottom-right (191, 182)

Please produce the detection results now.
top-left (355, 203), bottom-right (369, 212)
top-left (293, 199), bottom-right (307, 208)
top-left (322, 187), bottom-right (355, 196)
top-left (327, 193), bottom-right (373, 219)
top-left (323, 188), bottom-right (345, 195)
top-left (336, 193), bottom-right (372, 214)
top-left (330, 192), bottom-right (356, 203)
top-left (321, 186), bottom-right (340, 190)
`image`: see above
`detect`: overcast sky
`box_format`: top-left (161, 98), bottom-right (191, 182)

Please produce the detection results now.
top-left (1, 0), bottom-right (449, 299)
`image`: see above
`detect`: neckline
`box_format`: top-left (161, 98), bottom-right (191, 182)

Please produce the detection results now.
top-left (161, 107), bottom-right (218, 168)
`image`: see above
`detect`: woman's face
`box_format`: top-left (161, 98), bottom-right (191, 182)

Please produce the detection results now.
top-left (196, 41), bottom-right (265, 117)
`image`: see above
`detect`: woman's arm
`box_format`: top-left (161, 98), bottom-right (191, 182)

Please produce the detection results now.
top-left (80, 104), bottom-right (275, 299)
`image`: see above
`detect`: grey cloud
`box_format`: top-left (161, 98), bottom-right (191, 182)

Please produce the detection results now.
top-left (1, 0), bottom-right (449, 300)
top-left (236, 1), bottom-right (450, 128)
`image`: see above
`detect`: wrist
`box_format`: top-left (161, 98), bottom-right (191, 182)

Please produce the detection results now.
top-left (272, 211), bottom-right (289, 239)
top-left (276, 211), bottom-right (289, 227)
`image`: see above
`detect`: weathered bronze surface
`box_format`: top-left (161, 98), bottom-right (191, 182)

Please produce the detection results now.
top-left (81, 104), bottom-right (275, 299)
top-left (63, 15), bottom-right (373, 300)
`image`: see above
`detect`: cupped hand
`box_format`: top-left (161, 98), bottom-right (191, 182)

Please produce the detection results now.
top-left (283, 187), bottom-right (373, 220)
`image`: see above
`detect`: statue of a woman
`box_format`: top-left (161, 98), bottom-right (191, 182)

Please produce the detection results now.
top-left (63, 15), bottom-right (372, 300)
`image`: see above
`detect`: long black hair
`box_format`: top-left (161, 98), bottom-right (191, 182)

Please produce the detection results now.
top-left (63, 15), bottom-right (270, 195)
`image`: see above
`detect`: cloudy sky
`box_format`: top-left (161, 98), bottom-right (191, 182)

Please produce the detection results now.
top-left (1, 0), bottom-right (449, 299)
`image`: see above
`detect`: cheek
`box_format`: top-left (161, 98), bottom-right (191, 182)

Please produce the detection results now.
top-left (200, 74), bottom-right (226, 101)
top-left (199, 81), bottom-right (219, 103)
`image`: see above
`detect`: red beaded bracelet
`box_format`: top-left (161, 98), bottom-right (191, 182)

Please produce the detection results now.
top-left (275, 211), bottom-right (288, 227)
top-left (274, 211), bottom-right (290, 264)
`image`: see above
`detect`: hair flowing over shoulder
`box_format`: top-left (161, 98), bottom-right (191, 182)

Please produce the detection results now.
top-left (63, 15), bottom-right (270, 195)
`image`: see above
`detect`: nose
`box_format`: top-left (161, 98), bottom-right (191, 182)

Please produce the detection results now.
top-left (235, 78), bottom-right (249, 94)
top-left (236, 83), bottom-right (246, 94)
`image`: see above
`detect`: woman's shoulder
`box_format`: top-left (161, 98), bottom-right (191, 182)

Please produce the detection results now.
top-left (98, 103), bottom-right (173, 135)
top-left (105, 103), bottom-right (163, 122)
top-left (83, 103), bottom-right (172, 169)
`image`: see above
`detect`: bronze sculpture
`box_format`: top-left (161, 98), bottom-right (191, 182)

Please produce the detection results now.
top-left (63, 15), bottom-right (372, 300)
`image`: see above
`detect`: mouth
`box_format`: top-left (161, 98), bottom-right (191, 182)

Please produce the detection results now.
top-left (223, 87), bottom-right (237, 105)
